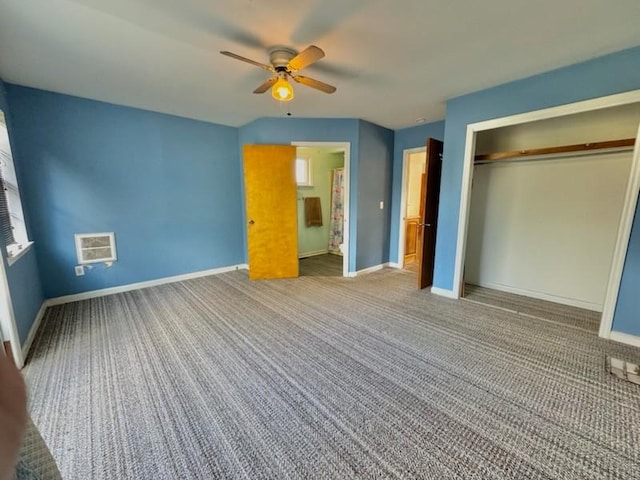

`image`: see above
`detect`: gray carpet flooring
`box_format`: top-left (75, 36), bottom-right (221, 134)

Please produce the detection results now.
top-left (464, 284), bottom-right (602, 333)
top-left (23, 268), bottom-right (640, 479)
top-left (299, 253), bottom-right (343, 277)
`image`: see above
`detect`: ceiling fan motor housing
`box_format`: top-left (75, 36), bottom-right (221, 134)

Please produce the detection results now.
top-left (269, 47), bottom-right (297, 69)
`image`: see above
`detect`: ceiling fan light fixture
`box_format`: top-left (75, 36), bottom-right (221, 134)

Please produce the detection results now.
top-left (272, 76), bottom-right (294, 102)
top-left (220, 46), bottom-right (335, 99)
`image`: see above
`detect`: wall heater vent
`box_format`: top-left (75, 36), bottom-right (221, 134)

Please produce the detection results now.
top-left (75, 232), bottom-right (117, 264)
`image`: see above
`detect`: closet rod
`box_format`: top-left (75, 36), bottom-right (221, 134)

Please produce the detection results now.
top-left (474, 138), bottom-right (635, 163)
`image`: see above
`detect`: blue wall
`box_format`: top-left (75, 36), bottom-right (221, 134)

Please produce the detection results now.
top-left (7, 86), bottom-right (244, 298)
top-left (5, 253), bottom-right (43, 344)
top-left (238, 118), bottom-right (361, 271)
top-left (0, 78), bottom-right (44, 345)
top-left (389, 121), bottom-right (446, 264)
top-left (434, 46), bottom-right (640, 335)
top-left (357, 121), bottom-right (394, 269)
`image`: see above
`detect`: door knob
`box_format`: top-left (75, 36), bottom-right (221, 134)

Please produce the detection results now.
top-left (248, 219), bottom-right (255, 225)
top-left (418, 223), bottom-right (432, 227)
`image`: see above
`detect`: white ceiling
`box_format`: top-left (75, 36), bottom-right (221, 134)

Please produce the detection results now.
top-left (1, 0), bottom-right (639, 130)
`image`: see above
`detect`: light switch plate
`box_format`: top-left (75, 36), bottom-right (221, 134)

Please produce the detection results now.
top-left (379, 201), bottom-right (384, 209)
top-left (75, 265), bottom-right (85, 276)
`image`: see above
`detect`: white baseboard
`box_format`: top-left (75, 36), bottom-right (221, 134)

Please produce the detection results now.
top-left (22, 302), bottom-right (48, 360)
top-left (348, 263), bottom-right (389, 277)
top-left (387, 262), bottom-right (402, 269)
top-left (470, 281), bottom-right (601, 312)
top-left (609, 331), bottom-right (640, 348)
top-left (298, 249), bottom-right (329, 259)
top-left (46, 264), bottom-right (248, 306)
top-left (431, 287), bottom-right (458, 299)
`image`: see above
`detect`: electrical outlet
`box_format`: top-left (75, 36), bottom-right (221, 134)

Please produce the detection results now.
top-left (607, 356), bottom-right (640, 386)
top-left (74, 265), bottom-right (85, 276)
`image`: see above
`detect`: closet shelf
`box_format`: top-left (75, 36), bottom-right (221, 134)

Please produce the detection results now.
top-left (475, 138), bottom-right (635, 163)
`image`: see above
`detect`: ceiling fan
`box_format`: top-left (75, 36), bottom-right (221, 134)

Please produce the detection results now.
top-left (220, 45), bottom-right (337, 102)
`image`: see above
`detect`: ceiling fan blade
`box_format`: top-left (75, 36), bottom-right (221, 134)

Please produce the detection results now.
top-left (291, 75), bottom-right (337, 94)
top-left (287, 45), bottom-right (325, 71)
top-left (220, 51), bottom-right (274, 72)
top-left (253, 77), bottom-right (277, 94)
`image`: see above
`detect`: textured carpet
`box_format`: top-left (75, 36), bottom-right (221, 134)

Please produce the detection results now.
top-left (23, 268), bottom-right (640, 479)
top-left (299, 253), bottom-right (343, 277)
top-left (464, 284), bottom-right (602, 333)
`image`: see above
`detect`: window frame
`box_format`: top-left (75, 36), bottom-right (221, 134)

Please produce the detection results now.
top-left (295, 156), bottom-right (313, 187)
top-left (0, 111), bottom-right (31, 265)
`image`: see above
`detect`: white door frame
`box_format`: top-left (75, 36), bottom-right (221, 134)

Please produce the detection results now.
top-left (0, 256), bottom-right (24, 367)
top-left (292, 141), bottom-right (351, 277)
top-left (397, 146), bottom-right (427, 267)
top-left (452, 89), bottom-right (640, 341)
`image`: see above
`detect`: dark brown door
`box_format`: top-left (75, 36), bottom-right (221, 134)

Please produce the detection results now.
top-left (418, 138), bottom-right (444, 289)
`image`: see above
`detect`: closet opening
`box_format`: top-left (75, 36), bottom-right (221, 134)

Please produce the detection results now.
top-left (454, 94), bottom-right (640, 339)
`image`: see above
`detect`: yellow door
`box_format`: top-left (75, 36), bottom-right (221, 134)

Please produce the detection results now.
top-left (243, 145), bottom-right (299, 280)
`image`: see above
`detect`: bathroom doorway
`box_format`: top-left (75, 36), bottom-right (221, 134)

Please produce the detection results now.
top-left (293, 143), bottom-right (349, 277)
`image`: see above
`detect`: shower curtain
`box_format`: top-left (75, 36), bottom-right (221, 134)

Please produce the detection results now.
top-left (328, 168), bottom-right (345, 254)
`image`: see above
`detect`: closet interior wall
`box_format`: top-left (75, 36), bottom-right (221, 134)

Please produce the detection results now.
top-left (465, 104), bottom-right (640, 311)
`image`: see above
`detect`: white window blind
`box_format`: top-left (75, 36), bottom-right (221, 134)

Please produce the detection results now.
top-left (0, 157), bottom-right (15, 248)
top-left (0, 112), bottom-right (28, 255)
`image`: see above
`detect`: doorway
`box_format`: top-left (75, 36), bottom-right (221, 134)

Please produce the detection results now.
top-left (398, 147), bottom-right (426, 271)
top-left (397, 139), bottom-right (443, 289)
top-left (293, 142), bottom-right (350, 277)
top-left (242, 142), bottom-right (351, 280)
top-left (296, 146), bottom-right (345, 277)
top-left (453, 92), bottom-right (640, 338)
